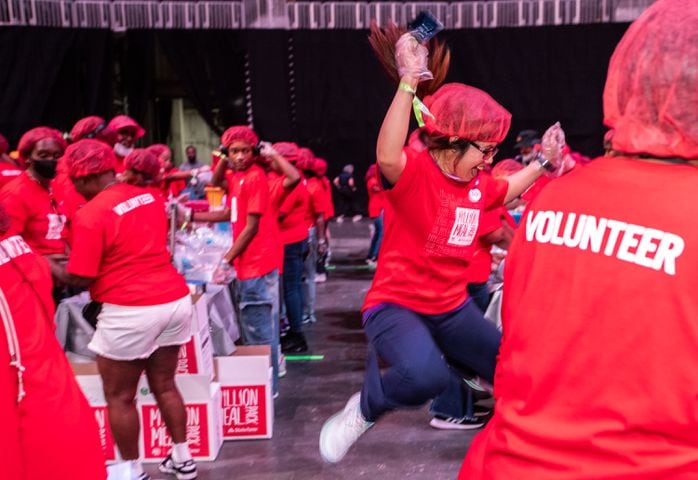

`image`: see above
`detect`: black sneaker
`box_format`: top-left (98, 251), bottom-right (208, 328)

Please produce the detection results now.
top-left (429, 415), bottom-right (486, 430)
top-left (472, 403), bottom-right (492, 417)
top-left (281, 331), bottom-right (308, 353)
top-left (159, 454), bottom-right (197, 480)
top-left (136, 474), bottom-right (151, 480)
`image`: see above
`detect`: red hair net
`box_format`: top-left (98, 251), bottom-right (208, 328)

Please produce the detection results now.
top-left (273, 142), bottom-right (300, 163)
top-left (423, 83), bottom-right (511, 143)
top-left (124, 149), bottom-right (161, 180)
top-left (603, 0), bottom-right (698, 159)
top-left (0, 133), bottom-right (8, 155)
top-left (314, 158), bottom-right (328, 176)
top-left (491, 159), bottom-right (524, 179)
top-left (296, 147), bottom-right (315, 171)
top-left (0, 202), bottom-right (9, 236)
top-left (17, 127), bottom-right (67, 161)
top-left (63, 139), bottom-right (117, 178)
top-left (221, 126), bottom-right (259, 148)
top-left (70, 116), bottom-right (118, 146)
top-left (146, 144), bottom-right (170, 160)
top-left (108, 115), bottom-right (145, 139)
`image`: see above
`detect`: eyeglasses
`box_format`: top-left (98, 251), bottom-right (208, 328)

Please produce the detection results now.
top-left (468, 141), bottom-right (498, 161)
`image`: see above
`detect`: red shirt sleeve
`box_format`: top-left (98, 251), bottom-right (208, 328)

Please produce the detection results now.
top-left (483, 175), bottom-right (508, 210)
top-left (479, 207), bottom-right (504, 237)
top-left (384, 147), bottom-right (422, 203)
top-left (308, 181), bottom-right (326, 215)
top-left (0, 187), bottom-right (29, 238)
top-left (66, 211), bottom-right (104, 278)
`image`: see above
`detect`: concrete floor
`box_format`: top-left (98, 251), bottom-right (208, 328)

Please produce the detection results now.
top-left (147, 219), bottom-right (477, 480)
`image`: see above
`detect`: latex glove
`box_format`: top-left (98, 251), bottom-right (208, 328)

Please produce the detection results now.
top-left (212, 260), bottom-right (236, 284)
top-left (258, 141), bottom-right (278, 158)
top-left (395, 33), bottom-right (433, 82)
top-left (540, 122), bottom-right (568, 177)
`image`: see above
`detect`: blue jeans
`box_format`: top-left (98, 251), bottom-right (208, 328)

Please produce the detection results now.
top-left (359, 300), bottom-right (501, 422)
top-left (237, 269), bottom-right (280, 394)
top-left (467, 281), bottom-right (491, 313)
top-left (367, 213), bottom-right (383, 260)
top-left (283, 239), bottom-right (308, 333)
top-left (302, 227), bottom-right (317, 319)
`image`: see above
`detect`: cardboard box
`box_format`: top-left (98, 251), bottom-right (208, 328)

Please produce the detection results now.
top-left (214, 345), bottom-right (274, 440)
top-left (176, 294), bottom-right (214, 380)
top-left (137, 375), bottom-right (223, 463)
top-left (72, 363), bottom-right (120, 464)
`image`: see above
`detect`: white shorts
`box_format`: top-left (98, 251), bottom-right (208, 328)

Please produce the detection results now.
top-left (88, 295), bottom-right (193, 361)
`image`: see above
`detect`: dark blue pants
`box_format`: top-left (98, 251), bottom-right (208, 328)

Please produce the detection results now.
top-left (367, 213), bottom-right (383, 260)
top-left (283, 239), bottom-right (308, 333)
top-left (467, 281), bottom-right (491, 313)
top-left (360, 301), bottom-right (501, 422)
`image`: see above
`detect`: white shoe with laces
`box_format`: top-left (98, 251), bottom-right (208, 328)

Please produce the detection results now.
top-left (159, 454), bottom-right (197, 480)
top-left (319, 392), bottom-right (374, 463)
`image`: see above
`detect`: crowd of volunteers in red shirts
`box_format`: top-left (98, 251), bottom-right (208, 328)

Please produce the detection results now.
top-left (3, 0), bottom-right (698, 478)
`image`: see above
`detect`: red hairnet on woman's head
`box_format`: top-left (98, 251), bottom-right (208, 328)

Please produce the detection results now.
top-left (17, 127), bottom-right (67, 160)
top-left (273, 142), bottom-right (300, 163)
top-left (70, 116), bottom-right (118, 147)
top-left (0, 133), bottom-right (9, 155)
top-left (423, 83), bottom-right (511, 143)
top-left (146, 144), bottom-right (170, 161)
top-left (107, 115), bottom-right (145, 139)
top-left (124, 149), bottom-right (161, 180)
top-left (314, 158), bottom-right (328, 176)
top-left (0, 202), bottom-right (9, 237)
top-left (63, 139), bottom-right (117, 178)
top-left (603, 0), bottom-right (698, 159)
top-left (296, 147), bottom-right (315, 171)
top-left (221, 126), bottom-right (259, 149)
top-left (491, 159), bottom-right (524, 179)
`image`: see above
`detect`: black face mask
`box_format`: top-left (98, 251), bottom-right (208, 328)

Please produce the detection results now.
top-left (33, 160), bottom-right (58, 179)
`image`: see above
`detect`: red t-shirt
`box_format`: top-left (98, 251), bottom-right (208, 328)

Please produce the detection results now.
top-left (468, 205), bottom-right (517, 283)
top-left (366, 175), bottom-right (385, 218)
top-left (363, 148), bottom-right (508, 314)
top-left (321, 176), bottom-right (335, 219)
top-left (163, 168), bottom-right (186, 198)
top-left (0, 234), bottom-right (106, 479)
top-left (461, 157), bottom-right (698, 479)
top-left (228, 164), bottom-right (278, 280)
top-left (279, 179), bottom-right (310, 245)
top-left (0, 162), bottom-right (22, 189)
top-left (267, 172), bottom-right (288, 272)
top-left (52, 171), bottom-right (88, 247)
top-left (0, 172), bottom-right (66, 255)
top-left (67, 183), bottom-right (188, 306)
top-left (305, 177), bottom-right (326, 228)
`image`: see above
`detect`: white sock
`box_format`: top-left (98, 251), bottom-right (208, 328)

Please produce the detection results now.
top-left (130, 460), bottom-right (144, 477)
top-left (171, 442), bottom-right (193, 463)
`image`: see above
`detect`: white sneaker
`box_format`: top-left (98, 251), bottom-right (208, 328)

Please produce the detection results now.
top-left (319, 392), bottom-right (374, 463)
top-left (352, 214), bottom-right (362, 223)
top-left (336, 216), bottom-right (344, 224)
top-left (314, 273), bottom-right (327, 283)
top-left (279, 354), bottom-right (287, 378)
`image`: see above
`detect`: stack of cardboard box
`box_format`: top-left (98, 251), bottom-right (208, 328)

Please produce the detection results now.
top-left (72, 293), bottom-right (274, 465)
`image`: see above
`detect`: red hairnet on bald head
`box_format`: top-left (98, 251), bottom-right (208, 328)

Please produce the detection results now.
top-left (17, 127), bottom-right (67, 160)
top-left (603, 0), bottom-right (698, 159)
top-left (491, 159), bottom-right (524, 179)
top-left (273, 142), bottom-right (300, 163)
top-left (0, 202), bottom-right (9, 237)
top-left (124, 149), bottom-right (161, 180)
top-left (0, 133), bottom-right (9, 155)
top-left (221, 126), bottom-right (259, 149)
top-left (63, 139), bottom-right (117, 179)
top-left (314, 158), bottom-right (328, 176)
top-left (423, 83), bottom-right (511, 143)
top-left (296, 147), bottom-right (315, 171)
top-left (108, 115), bottom-right (145, 139)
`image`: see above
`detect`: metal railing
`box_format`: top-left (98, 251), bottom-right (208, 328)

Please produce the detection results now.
top-left (0, 0), bottom-right (655, 30)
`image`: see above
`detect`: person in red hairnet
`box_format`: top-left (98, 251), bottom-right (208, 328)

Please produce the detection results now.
top-left (107, 115), bottom-right (145, 172)
top-left (320, 29), bottom-right (565, 464)
top-left (364, 163), bottom-right (385, 267)
top-left (0, 133), bottom-right (23, 189)
top-left (49, 139), bottom-right (196, 480)
top-left (148, 144), bottom-right (186, 198)
top-left (70, 115), bottom-right (118, 146)
top-left (0, 127), bottom-right (68, 260)
top-left (0, 202), bottom-right (107, 480)
top-left (459, 1), bottom-right (698, 478)
top-left (122, 148), bottom-right (165, 200)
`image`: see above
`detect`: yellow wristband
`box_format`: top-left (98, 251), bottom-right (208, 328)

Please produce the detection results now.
top-left (399, 82), bottom-right (417, 95)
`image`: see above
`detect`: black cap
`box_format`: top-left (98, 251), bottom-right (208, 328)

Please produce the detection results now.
top-left (514, 129), bottom-right (541, 149)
